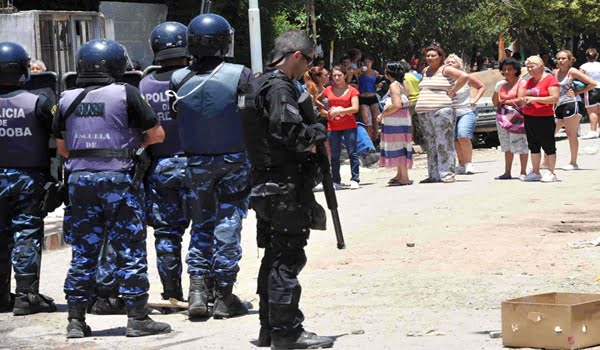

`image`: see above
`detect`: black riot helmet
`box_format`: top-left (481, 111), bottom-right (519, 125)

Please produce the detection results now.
top-left (150, 21), bottom-right (188, 62)
top-left (0, 42), bottom-right (31, 86)
top-left (76, 39), bottom-right (128, 84)
top-left (187, 14), bottom-right (233, 58)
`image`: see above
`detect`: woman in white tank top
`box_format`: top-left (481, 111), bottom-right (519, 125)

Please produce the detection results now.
top-left (580, 48), bottom-right (600, 139)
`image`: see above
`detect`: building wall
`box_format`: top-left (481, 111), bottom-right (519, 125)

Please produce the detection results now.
top-left (0, 11), bottom-right (38, 57)
top-left (99, 1), bottom-right (167, 68)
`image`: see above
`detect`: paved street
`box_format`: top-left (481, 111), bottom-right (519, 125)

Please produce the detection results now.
top-left (3, 131), bottom-right (600, 349)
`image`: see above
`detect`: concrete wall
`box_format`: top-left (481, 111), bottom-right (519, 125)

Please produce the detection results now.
top-left (99, 1), bottom-right (168, 69)
top-left (0, 11), bottom-right (39, 59)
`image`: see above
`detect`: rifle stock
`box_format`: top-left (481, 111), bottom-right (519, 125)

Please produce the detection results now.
top-left (298, 91), bottom-right (346, 250)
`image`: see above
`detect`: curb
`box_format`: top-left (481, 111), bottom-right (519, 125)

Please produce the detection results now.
top-left (43, 214), bottom-right (67, 251)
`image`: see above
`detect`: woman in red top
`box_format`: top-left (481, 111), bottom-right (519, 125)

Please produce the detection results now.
top-left (318, 65), bottom-right (360, 189)
top-left (518, 55), bottom-right (560, 182)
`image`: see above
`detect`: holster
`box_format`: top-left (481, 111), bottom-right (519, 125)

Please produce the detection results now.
top-left (40, 181), bottom-right (66, 214)
top-left (132, 149), bottom-right (151, 190)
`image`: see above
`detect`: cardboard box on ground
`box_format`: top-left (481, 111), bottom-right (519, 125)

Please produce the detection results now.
top-left (502, 293), bottom-right (600, 350)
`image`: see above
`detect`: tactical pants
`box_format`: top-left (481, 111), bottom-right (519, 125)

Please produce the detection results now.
top-left (64, 204), bottom-right (119, 298)
top-left (0, 168), bottom-right (47, 279)
top-left (63, 171), bottom-right (149, 306)
top-left (66, 204), bottom-right (119, 300)
top-left (146, 157), bottom-right (190, 289)
top-left (251, 188), bottom-right (310, 338)
top-left (185, 153), bottom-right (249, 287)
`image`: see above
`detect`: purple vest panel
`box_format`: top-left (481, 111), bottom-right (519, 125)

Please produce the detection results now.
top-left (0, 90), bottom-right (49, 168)
top-left (139, 74), bottom-right (182, 157)
top-left (60, 84), bottom-right (142, 172)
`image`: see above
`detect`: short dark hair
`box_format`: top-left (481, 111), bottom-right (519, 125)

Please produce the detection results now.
top-left (272, 30), bottom-right (314, 61)
top-left (362, 53), bottom-right (375, 62)
top-left (498, 57), bottom-right (522, 77)
top-left (385, 61), bottom-right (405, 83)
top-left (398, 59), bottom-right (411, 73)
top-left (339, 54), bottom-right (351, 63)
top-left (423, 42), bottom-right (445, 61)
top-left (348, 48), bottom-right (361, 61)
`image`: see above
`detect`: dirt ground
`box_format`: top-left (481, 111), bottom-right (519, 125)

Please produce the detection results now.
top-left (3, 131), bottom-right (600, 350)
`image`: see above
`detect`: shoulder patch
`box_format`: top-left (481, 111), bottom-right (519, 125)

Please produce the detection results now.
top-left (285, 103), bottom-right (299, 116)
top-left (51, 104), bottom-right (58, 116)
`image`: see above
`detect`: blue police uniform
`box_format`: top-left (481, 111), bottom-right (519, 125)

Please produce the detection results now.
top-left (171, 13), bottom-right (254, 319)
top-left (57, 82), bottom-right (152, 306)
top-left (0, 88), bottom-right (56, 315)
top-left (55, 38), bottom-right (170, 340)
top-left (0, 41), bottom-right (57, 316)
top-left (140, 68), bottom-right (190, 301)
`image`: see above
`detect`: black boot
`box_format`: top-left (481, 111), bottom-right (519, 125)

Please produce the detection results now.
top-left (0, 273), bottom-right (15, 313)
top-left (257, 326), bottom-right (272, 347)
top-left (188, 275), bottom-right (210, 318)
top-left (161, 278), bottom-right (184, 301)
top-left (271, 331), bottom-right (334, 349)
top-left (157, 278), bottom-right (184, 314)
top-left (66, 303), bottom-right (92, 339)
top-left (212, 284), bottom-right (248, 319)
top-left (91, 296), bottom-right (126, 315)
top-left (91, 285), bottom-right (126, 315)
top-left (13, 274), bottom-right (56, 316)
top-left (125, 297), bottom-right (171, 337)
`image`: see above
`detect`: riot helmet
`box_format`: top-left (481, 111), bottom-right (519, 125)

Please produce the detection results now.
top-left (76, 39), bottom-right (128, 85)
top-left (150, 21), bottom-right (188, 62)
top-left (187, 14), bottom-right (234, 58)
top-left (0, 42), bottom-right (31, 86)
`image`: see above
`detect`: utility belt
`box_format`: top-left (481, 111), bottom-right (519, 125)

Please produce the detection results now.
top-left (69, 147), bottom-right (150, 190)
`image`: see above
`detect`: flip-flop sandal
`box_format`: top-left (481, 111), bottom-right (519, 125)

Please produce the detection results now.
top-left (494, 174), bottom-right (512, 180)
top-left (389, 180), bottom-right (414, 186)
top-left (388, 178), bottom-right (399, 184)
top-left (420, 177), bottom-right (439, 184)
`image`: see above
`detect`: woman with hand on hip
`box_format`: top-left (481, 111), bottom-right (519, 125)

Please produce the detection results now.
top-left (377, 62), bottom-right (413, 186)
top-left (552, 50), bottom-right (597, 170)
top-left (492, 58), bottom-right (529, 180)
top-left (415, 43), bottom-right (469, 183)
top-left (518, 56), bottom-right (560, 182)
top-left (444, 54), bottom-right (486, 175)
top-left (579, 48), bottom-right (600, 139)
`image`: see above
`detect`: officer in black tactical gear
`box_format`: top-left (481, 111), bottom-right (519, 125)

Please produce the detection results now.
top-left (169, 13), bottom-right (253, 320)
top-left (0, 41), bottom-right (57, 316)
top-left (239, 30), bottom-right (334, 349)
top-left (54, 39), bottom-right (170, 338)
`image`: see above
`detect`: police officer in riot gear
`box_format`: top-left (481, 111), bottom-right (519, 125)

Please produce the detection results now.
top-left (0, 41), bottom-right (57, 316)
top-left (169, 13), bottom-right (253, 319)
top-left (240, 30), bottom-right (334, 349)
top-left (53, 39), bottom-right (170, 338)
top-left (140, 21), bottom-right (190, 307)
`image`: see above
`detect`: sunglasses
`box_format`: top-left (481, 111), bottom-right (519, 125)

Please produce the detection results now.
top-left (284, 51), bottom-right (314, 65)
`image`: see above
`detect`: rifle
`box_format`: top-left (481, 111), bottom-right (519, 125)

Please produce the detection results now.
top-left (297, 91), bottom-right (346, 250)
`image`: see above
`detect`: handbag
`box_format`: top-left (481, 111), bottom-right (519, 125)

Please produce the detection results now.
top-left (496, 103), bottom-right (525, 134)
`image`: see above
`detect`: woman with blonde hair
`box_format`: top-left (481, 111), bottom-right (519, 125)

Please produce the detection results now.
top-left (552, 50), bottom-right (597, 170)
top-left (518, 55), bottom-right (560, 182)
top-left (444, 54), bottom-right (486, 175)
top-left (29, 59), bottom-right (46, 74)
top-left (580, 48), bottom-right (600, 139)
